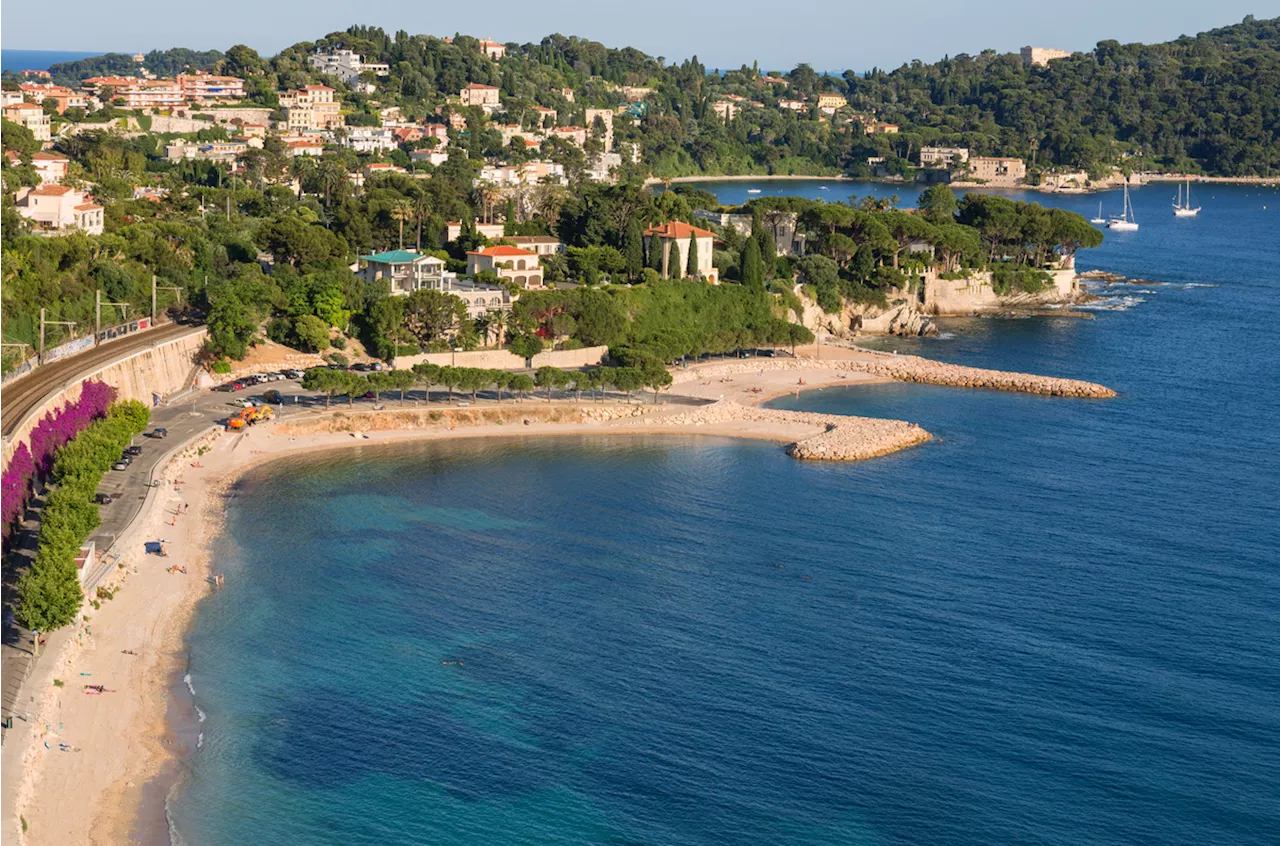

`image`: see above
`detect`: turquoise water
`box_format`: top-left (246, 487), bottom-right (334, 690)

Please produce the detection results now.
top-left (170, 187), bottom-right (1280, 845)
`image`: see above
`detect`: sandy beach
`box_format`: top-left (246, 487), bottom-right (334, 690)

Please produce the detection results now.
top-left (5, 351), bottom-right (1114, 845)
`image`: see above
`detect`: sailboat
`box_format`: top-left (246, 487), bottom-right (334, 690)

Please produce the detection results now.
top-left (1090, 201), bottom-right (1106, 224)
top-left (1173, 180), bottom-right (1200, 217)
top-left (1108, 184), bottom-right (1139, 231)
top-left (746, 188), bottom-right (762, 194)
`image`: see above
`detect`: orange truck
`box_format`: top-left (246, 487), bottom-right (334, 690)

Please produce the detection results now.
top-left (226, 405), bottom-right (274, 431)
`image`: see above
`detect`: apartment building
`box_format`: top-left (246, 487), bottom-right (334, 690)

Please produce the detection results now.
top-left (466, 245), bottom-right (543, 288)
top-left (2, 102), bottom-right (51, 141)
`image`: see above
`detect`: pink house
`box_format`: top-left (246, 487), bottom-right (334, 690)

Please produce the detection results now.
top-left (30, 151), bottom-right (70, 185)
top-left (16, 185), bottom-right (104, 235)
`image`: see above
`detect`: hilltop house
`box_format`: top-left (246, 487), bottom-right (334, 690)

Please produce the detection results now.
top-left (30, 152), bottom-right (70, 184)
top-left (466, 245), bottom-right (543, 288)
top-left (15, 185), bottom-right (104, 235)
top-left (309, 50), bottom-right (390, 85)
top-left (816, 93), bottom-right (846, 110)
top-left (645, 221), bottom-right (718, 283)
top-left (279, 86), bottom-right (341, 131)
top-left (478, 39), bottom-right (507, 60)
top-left (459, 83), bottom-right (500, 108)
top-left (445, 220), bottom-right (506, 242)
top-left (358, 250), bottom-right (449, 295)
top-left (2, 102), bottom-right (51, 141)
top-left (503, 236), bottom-right (563, 256)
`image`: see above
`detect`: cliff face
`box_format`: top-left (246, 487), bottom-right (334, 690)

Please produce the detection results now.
top-left (922, 268), bottom-right (1081, 315)
top-left (792, 286), bottom-right (936, 338)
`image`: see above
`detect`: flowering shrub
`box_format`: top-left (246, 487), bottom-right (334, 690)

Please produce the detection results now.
top-left (16, 400), bottom-right (149, 632)
top-left (1, 380), bottom-right (116, 540)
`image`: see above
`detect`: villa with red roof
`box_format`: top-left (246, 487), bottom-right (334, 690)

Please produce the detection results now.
top-left (645, 221), bottom-right (718, 283)
top-left (15, 185), bottom-right (104, 235)
top-left (459, 83), bottom-right (500, 108)
top-left (466, 245), bottom-right (543, 288)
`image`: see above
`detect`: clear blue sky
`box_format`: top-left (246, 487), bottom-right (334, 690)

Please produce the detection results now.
top-left (0, 1), bottom-right (1266, 72)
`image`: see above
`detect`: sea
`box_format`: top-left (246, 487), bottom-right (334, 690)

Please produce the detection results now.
top-left (168, 181), bottom-right (1280, 845)
top-left (1, 49), bottom-right (108, 72)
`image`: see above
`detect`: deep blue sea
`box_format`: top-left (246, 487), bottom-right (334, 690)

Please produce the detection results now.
top-left (171, 183), bottom-right (1280, 845)
top-left (1, 49), bottom-right (108, 72)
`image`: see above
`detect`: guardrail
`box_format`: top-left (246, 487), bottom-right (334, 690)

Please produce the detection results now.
top-left (1, 318), bottom-right (159, 386)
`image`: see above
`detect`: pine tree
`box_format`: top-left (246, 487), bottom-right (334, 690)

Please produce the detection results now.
top-left (686, 232), bottom-right (700, 279)
top-left (741, 238), bottom-right (764, 290)
top-left (624, 218), bottom-right (644, 279)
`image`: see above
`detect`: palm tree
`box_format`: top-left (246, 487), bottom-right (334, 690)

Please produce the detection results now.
top-left (412, 191), bottom-right (432, 250)
top-left (317, 160), bottom-right (346, 209)
top-left (390, 201), bottom-right (414, 250)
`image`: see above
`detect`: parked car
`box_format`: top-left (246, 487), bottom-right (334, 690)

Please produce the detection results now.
top-left (214, 384), bottom-right (236, 393)
top-left (94, 493), bottom-right (114, 505)
top-left (351, 363), bottom-right (371, 372)
top-left (151, 428), bottom-right (168, 439)
top-left (112, 460), bottom-right (129, 471)
top-left (758, 349), bottom-right (776, 357)
top-left (125, 445), bottom-right (143, 456)
top-left (285, 370), bottom-right (304, 379)
top-left (263, 389), bottom-right (283, 404)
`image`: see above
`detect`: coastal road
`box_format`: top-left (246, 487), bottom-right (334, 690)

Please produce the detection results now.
top-left (1, 322), bottom-right (203, 440)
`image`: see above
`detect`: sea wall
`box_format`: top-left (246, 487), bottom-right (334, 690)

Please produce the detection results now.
top-left (2, 331), bottom-right (206, 465)
top-left (277, 403), bottom-right (647, 436)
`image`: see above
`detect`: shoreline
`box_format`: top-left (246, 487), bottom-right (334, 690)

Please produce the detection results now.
top-left (8, 351), bottom-right (1115, 845)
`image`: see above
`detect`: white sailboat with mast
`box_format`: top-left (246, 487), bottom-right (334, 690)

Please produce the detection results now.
top-left (1090, 201), bottom-right (1106, 224)
top-left (1109, 184), bottom-right (1139, 231)
top-left (1173, 180), bottom-right (1200, 217)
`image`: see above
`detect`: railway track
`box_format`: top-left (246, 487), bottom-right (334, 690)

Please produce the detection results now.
top-left (1, 323), bottom-right (203, 439)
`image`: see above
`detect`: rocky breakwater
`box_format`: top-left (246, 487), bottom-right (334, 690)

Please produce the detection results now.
top-left (848, 353), bottom-right (1116, 398)
top-left (633, 401), bottom-right (931, 462)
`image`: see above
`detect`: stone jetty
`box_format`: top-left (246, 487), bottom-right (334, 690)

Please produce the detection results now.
top-left (634, 401), bottom-right (932, 461)
top-left (671, 352), bottom-right (1116, 399)
top-left (849, 354), bottom-right (1116, 398)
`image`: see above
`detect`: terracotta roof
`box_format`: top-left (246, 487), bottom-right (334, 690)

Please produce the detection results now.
top-left (463, 83), bottom-right (499, 90)
top-left (31, 185), bottom-right (75, 196)
top-left (469, 246), bottom-right (536, 257)
top-left (644, 221), bottom-right (715, 239)
top-left (75, 203), bottom-right (103, 211)
top-left (32, 152), bottom-right (69, 161)
top-left (3, 102), bottom-right (43, 111)
top-left (506, 235), bottom-right (559, 244)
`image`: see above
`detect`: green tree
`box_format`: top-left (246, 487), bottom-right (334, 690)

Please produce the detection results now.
top-left (509, 373), bottom-right (535, 401)
top-left (302, 367), bottom-right (350, 408)
top-left (685, 234), bottom-right (699, 279)
top-left (508, 332), bottom-right (544, 364)
top-left (412, 362), bottom-right (441, 401)
top-left (292, 314), bottom-right (330, 352)
top-left (403, 289), bottom-right (467, 349)
top-left (741, 238), bottom-right (764, 290)
top-left (623, 217), bottom-right (644, 279)
top-left (918, 184), bottom-right (959, 225)
top-left (534, 366), bottom-right (567, 401)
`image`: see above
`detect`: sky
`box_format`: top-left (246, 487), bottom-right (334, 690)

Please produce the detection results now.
top-left (0, 1), bottom-right (1268, 72)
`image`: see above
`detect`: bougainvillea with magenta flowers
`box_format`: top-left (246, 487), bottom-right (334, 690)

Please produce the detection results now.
top-left (27, 380), bottom-right (116, 475)
top-left (2, 443), bottom-right (36, 538)
top-left (2, 380), bottom-right (116, 539)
